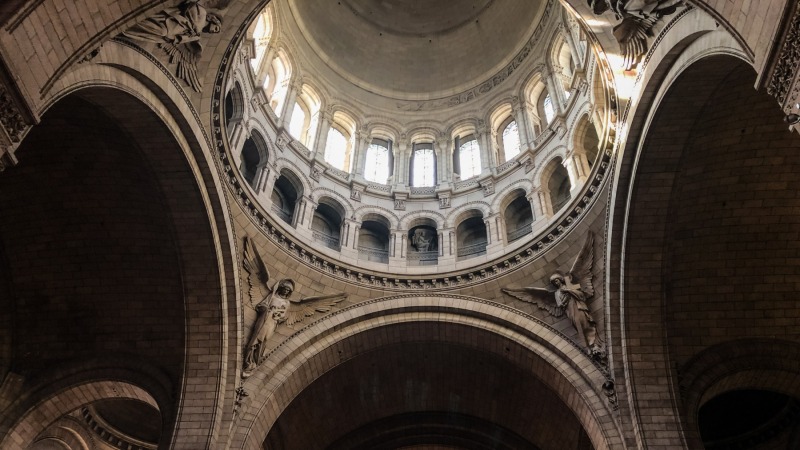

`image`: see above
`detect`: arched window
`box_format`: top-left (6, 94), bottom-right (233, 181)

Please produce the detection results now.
top-left (543, 95), bottom-right (555, 124)
top-left (458, 136), bottom-right (481, 180)
top-left (264, 52), bottom-right (291, 116)
top-left (288, 102), bottom-right (306, 141)
top-left (311, 199), bottom-right (344, 251)
top-left (270, 169), bottom-right (302, 226)
top-left (502, 120), bottom-right (521, 161)
top-left (410, 143), bottom-right (436, 187)
top-left (503, 193), bottom-right (534, 243)
top-left (240, 137), bottom-right (261, 187)
top-left (325, 127), bottom-right (350, 171)
top-left (364, 138), bottom-right (392, 183)
top-left (456, 213), bottom-right (488, 260)
top-left (358, 215), bottom-right (391, 263)
top-left (548, 162), bottom-right (571, 213)
top-left (250, 9), bottom-right (272, 72)
top-left (224, 83), bottom-right (244, 132)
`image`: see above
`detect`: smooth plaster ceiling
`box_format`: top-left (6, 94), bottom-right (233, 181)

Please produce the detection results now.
top-left (286, 0), bottom-right (546, 99)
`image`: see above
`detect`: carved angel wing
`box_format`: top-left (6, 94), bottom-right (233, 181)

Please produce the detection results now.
top-left (612, 14), bottom-right (658, 70)
top-left (568, 232), bottom-right (595, 299)
top-left (501, 286), bottom-right (564, 318)
top-left (284, 293), bottom-right (348, 326)
top-left (242, 237), bottom-right (271, 302)
top-left (159, 41), bottom-right (202, 92)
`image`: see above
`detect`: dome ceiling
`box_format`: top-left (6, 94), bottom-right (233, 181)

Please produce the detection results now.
top-left (286, 0), bottom-right (547, 99)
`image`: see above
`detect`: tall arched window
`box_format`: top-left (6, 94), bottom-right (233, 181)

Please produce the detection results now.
top-left (288, 102), bottom-right (306, 141)
top-left (325, 127), bottom-right (350, 171)
top-left (250, 9), bottom-right (272, 71)
top-left (543, 94), bottom-right (555, 124)
top-left (364, 138), bottom-right (392, 183)
top-left (411, 143), bottom-right (436, 187)
top-left (458, 136), bottom-right (481, 179)
top-left (502, 120), bottom-right (521, 161)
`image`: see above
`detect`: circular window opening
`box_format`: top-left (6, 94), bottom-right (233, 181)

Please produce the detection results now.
top-left (698, 389), bottom-right (800, 449)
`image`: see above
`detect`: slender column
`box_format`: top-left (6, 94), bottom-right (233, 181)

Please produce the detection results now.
top-left (434, 138), bottom-right (451, 182)
top-left (562, 27), bottom-right (583, 71)
top-left (537, 188), bottom-right (553, 218)
top-left (511, 96), bottom-right (530, 151)
top-left (280, 79), bottom-right (302, 129)
top-left (526, 191), bottom-right (541, 220)
top-left (544, 68), bottom-right (566, 116)
top-left (476, 125), bottom-right (495, 172)
top-left (353, 131), bottom-right (371, 176)
top-left (254, 42), bottom-right (277, 88)
top-left (313, 111), bottom-right (332, 161)
top-left (394, 140), bottom-right (409, 187)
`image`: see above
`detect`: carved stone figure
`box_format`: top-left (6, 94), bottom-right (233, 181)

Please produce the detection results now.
top-left (411, 229), bottom-right (432, 252)
top-left (587, 0), bottom-right (684, 70)
top-left (241, 237), bottom-right (347, 378)
top-left (123, 0), bottom-right (222, 92)
top-left (502, 232), bottom-right (603, 358)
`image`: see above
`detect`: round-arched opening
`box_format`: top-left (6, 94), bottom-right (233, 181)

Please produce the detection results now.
top-left (698, 390), bottom-right (800, 449)
top-left (456, 213), bottom-right (487, 261)
top-left (271, 170), bottom-right (302, 225)
top-left (358, 215), bottom-right (391, 264)
top-left (546, 159), bottom-right (571, 214)
top-left (407, 219), bottom-right (438, 266)
top-left (240, 136), bottom-right (261, 186)
top-left (224, 82), bottom-right (244, 131)
top-left (264, 341), bottom-right (592, 450)
top-left (312, 198), bottom-right (345, 250)
top-left (504, 192), bottom-right (534, 243)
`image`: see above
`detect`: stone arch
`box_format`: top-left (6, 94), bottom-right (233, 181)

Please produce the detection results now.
top-left (310, 188), bottom-right (355, 219)
top-left (1, 380), bottom-right (161, 449)
top-left (491, 179), bottom-right (534, 213)
top-left (231, 295), bottom-right (622, 450)
top-left (608, 41), bottom-right (773, 448)
top-left (399, 210), bottom-right (446, 230)
top-left (444, 201), bottom-right (491, 228)
top-left (273, 158), bottom-right (311, 196)
top-left (354, 206), bottom-right (400, 230)
top-left (534, 147), bottom-right (569, 188)
top-left (678, 339), bottom-right (800, 448)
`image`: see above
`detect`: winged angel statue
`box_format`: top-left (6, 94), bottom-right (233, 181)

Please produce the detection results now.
top-left (122, 0), bottom-right (228, 92)
top-left (502, 233), bottom-right (603, 358)
top-left (587, 0), bottom-right (684, 71)
top-left (241, 237), bottom-right (347, 378)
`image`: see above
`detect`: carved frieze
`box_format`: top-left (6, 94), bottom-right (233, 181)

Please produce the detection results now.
top-left (767, 1), bottom-right (800, 108)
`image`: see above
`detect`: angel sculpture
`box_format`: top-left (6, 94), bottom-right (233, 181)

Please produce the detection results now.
top-left (241, 237), bottom-right (347, 378)
top-left (587, 0), bottom-right (684, 70)
top-left (122, 0), bottom-right (222, 92)
top-left (502, 233), bottom-right (603, 358)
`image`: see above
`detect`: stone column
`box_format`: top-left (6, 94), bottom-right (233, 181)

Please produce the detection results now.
top-left (353, 130), bottom-right (371, 179)
top-left (476, 125), bottom-right (495, 173)
top-left (388, 229), bottom-right (406, 267)
top-left (543, 68), bottom-right (566, 116)
top-left (511, 96), bottom-right (530, 151)
top-left (254, 42), bottom-right (277, 88)
top-left (562, 26), bottom-right (583, 71)
top-left (313, 110), bottom-right (332, 162)
top-left (280, 79), bottom-right (302, 129)
top-left (565, 148), bottom-right (591, 193)
top-left (394, 139), bottom-right (409, 187)
top-left (434, 137), bottom-right (451, 183)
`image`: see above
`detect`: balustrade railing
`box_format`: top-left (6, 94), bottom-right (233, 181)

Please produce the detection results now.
top-left (271, 204), bottom-right (293, 224)
top-left (507, 221), bottom-right (533, 242)
top-left (358, 246), bottom-right (389, 263)
top-left (313, 231), bottom-right (341, 250)
top-left (456, 242), bottom-right (487, 260)
top-left (407, 250), bottom-right (439, 266)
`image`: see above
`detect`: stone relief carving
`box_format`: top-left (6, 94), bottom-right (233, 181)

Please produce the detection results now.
top-left (411, 229), bottom-right (434, 252)
top-left (122, 0), bottom-right (222, 92)
top-left (767, 3), bottom-right (800, 107)
top-left (587, 0), bottom-right (684, 71)
top-left (502, 232), bottom-right (604, 359)
top-left (480, 180), bottom-right (495, 197)
top-left (350, 189), bottom-right (362, 201)
top-left (438, 194), bottom-right (451, 209)
top-left (241, 237), bottom-right (347, 378)
top-left (0, 85), bottom-right (28, 143)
